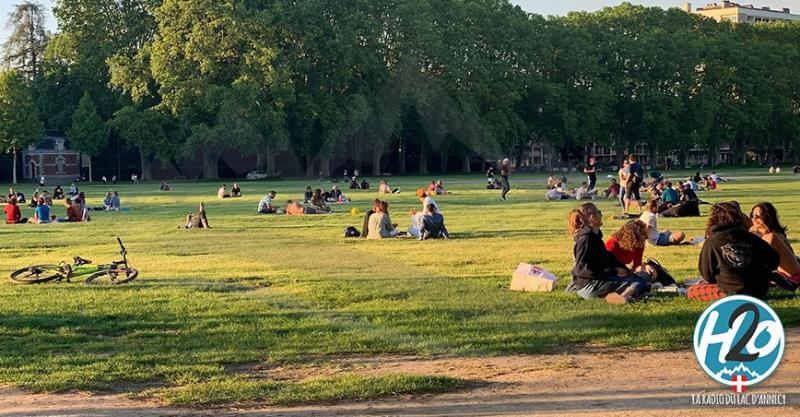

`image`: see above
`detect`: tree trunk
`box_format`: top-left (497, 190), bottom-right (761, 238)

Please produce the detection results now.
top-left (88, 157), bottom-right (93, 183)
top-left (440, 153), bottom-right (448, 175)
top-left (740, 145), bottom-right (748, 166)
top-left (615, 142), bottom-right (626, 167)
top-left (398, 137), bottom-right (406, 175)
top-left (419, 140), bottom-right (428, 175)
top-left (320, 157), bottom-right (331, 177)
top-left (305, 157), bottom-right (315, 178)
top-left (462, 154), bottom-right (471, 173)
top-left (203, 152), bottom-right (219, 179)
top-left (679, 149), bottom-right (688, 169)
top-left (353, 135), bottom-right (362, 172)
top-left (139, 148), bottom-right (153, 181)
top-left (372, 147), bottom-right (382, 176)
top-left (266, 150), bottom-right (276, 176)
top-left (256, 153), bottom-right (266, 172)
top-left (12, 147), bottom-right (17, 184)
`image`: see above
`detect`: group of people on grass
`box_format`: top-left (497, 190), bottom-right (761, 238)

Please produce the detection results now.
top-left (3, 184), bottom-right (124, 225)
top-left (567, 200), bottom-right (799, 304)
top-left (356, 188), bottom-right (448, 240)
top-left (218, 183), bottom-right (243, 199)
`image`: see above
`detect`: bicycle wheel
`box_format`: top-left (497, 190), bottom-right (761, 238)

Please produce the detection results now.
top-left (84, 268), bottom-right (139, 285)
top-left (10, 265), bottom-right (64, 284)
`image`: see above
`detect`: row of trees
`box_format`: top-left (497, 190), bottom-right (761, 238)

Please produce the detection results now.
top-left (2, 0), bottom-right (800, 181)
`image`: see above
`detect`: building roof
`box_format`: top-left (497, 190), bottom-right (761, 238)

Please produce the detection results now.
top-left (24, 130), bottom-right (77, 153)
top-left (696, 1), bottom-right (795, 15)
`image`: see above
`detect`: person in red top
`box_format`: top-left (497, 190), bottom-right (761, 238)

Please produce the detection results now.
top-left (4, 197), bottom-right (28, 224)
top-left (605, 220), bottom-right (647, 270)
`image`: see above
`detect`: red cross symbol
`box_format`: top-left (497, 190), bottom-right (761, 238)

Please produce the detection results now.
top-left (731, 375), bottom-right (747, 393)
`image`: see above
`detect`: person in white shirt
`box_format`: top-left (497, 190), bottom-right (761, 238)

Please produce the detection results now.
top-left (258, 191), bottom-right (279, 214)
top-left (640, 200), bottom-right (685, 246)
top-left (416, 188), bottom-right (439, 214)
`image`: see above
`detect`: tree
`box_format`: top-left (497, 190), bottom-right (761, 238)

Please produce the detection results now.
top-left (68, 91), bottom-right (108, 181)
top-left (0, 70), bottom-right (41, 183)
top-left (2, 1), bottom-right (48, 81)
top-left (109, 106), bottom-right (177, 180)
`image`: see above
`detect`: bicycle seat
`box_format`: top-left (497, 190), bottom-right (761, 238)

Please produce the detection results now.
top-left (73, 256), bottom-right (93, 266)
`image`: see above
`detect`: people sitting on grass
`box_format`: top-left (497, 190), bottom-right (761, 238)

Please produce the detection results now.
top-left (661, 182), bottom-right (679, 206)
top-left (7, 188), bottom-right (25, 204)
top-left (160, 181), bottom-right (172, 191)
top-left (103, 192), bottom-right (114, 210)
top-left (435, 180), bottom-right (448, 195)
top-left (574, 182), bottom-right (596, 200)
top-left (62, 198), bottom-right (82, 222)
top-left (218, 184), bottom-right (231, 199)
top-left (378, 180), bottom-right (400, 194)
top-left (749, 202), bottom-right (800, 284)
top-left (4, 197), bottom-right (28, 224)
top-left (28, 191), bottom-right (40, 208)
top-left (69, 183), bottom-right (78, 197)
top-left (367, 200), bottom-right (400, 239)
top-left (420, 204), bottom-right (449, 240)
top-left (231, 182), bottom-right (242, 197)
top-left (310, 189), bottom-right (332, 214)
top-left (640, 199), bottom-right (685, 245)
top-left (258, 191), bottom-right (280, 214)
top-left (660, 183), bottom-right (702, 218)
top-left (41, 190), bottom-right (53, 206)
top-left (360, 179), bottom-right (370, 190)
top-left (53, 185), bottom-right (65, 200)
top-left (33, 197), bottom-right (50, 224)
top-left (602, 179), bottom-right (620, 199)
top-left (704, 176), bottom-right (719, 191)
top-left (486, 177), bottom-right (502, 190)
top-left (328, 185), bottom-right (343, 202)
top-left (566, 203), bottom-right (651, 304)
top-left (349, 177), bottom-right (360, 189)
top-left (361, 199), bottom-right (381, 237)
top-left (416, 188), bottom-right (439, 214)
top-left (546, 185), bottom-right (571, 200)
top-left (689, 202), bottom-right (779, 301)
top-left (606, 220), bottom-right (647, 271)
top-left (109, 191), bottom-right (121, 211)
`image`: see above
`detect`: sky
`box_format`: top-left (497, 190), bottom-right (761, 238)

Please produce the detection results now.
top-left (2, 0), bottom-right (800, 45)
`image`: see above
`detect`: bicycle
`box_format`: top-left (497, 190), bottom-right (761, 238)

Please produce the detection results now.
top-left (10, 238), bottom-right (139, 285)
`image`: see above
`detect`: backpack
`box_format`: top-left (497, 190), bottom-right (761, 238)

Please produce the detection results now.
top-left (344, 226), bottom-right (361, 238)
top-left (631, 163), bottom-right (644, 183)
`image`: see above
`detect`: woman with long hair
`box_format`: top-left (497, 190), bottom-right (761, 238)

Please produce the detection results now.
top-left (750, 202), bottom-right (800, 284)
top-left (566, 203), bottom-right (650, 304)
top-left (690, 202), bottom-right (779, 301)
top-left (605, 220), bottom-right (648, 271)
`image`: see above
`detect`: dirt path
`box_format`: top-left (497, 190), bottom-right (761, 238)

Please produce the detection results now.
top-left (2, 330), bottom-right (799, 417)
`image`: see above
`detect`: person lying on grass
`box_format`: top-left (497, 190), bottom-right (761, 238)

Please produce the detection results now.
top-left (750, 202), bottom-right (800, 285)
top-left (185, 202), bottom-right (210, 228)
top-left (566, 203), bottom-right (651, 304)
top-left (258, 191), bottom-right (280, 214)
top-left (606, 220), bottom-right (677, 286)
top-left (689, 202), bottom-right (779, 302)
top-left (420, 203), bottom-right (449, 240)
top-left (367, 200), bottom-right (402, 239)
top-left (640, 199), bottom-right (685, 246)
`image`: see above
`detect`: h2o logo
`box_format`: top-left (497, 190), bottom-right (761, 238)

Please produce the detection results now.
top-left (694, 295), bottom-right (785, 392)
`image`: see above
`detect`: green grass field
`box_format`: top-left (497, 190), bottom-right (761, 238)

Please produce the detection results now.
top-left (1, 170), bottom-right (799, 405)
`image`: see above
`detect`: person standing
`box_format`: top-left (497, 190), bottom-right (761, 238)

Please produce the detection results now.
top-left (584, 157), bottom-right (597, 191)
top-left (500, 158), bottom-right (511, 201)
top-left (624, 155), bottom-right (644, 217)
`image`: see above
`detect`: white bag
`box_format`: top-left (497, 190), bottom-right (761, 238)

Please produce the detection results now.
top-left (510, 263), bottom-right (557, 293)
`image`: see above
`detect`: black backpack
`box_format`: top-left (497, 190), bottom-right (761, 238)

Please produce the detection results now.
top-left (344, 226), bottom-right (361, 238)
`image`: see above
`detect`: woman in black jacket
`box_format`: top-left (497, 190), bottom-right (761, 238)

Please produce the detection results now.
top-left (689, 202), bottom-right (780, 302)
top-left (566, 203), bottom-right (651, 304)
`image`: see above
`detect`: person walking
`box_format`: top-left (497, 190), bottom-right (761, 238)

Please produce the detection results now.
top-left (584, 156), bottom-right (597, 191)
top-left (500, 158), bottom-right (511, 201)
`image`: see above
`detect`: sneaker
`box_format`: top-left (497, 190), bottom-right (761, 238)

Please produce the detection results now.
top-left (605, 293), bottom-right (629, 304)
top-left (644, 258), bottom-right (676, 286)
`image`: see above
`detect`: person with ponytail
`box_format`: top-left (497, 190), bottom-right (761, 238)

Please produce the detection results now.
top-left (567, 203), bottom-right (651, 304)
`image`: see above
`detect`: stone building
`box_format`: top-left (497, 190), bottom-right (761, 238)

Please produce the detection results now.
top-left (21, 130), bottom-right (81, 181)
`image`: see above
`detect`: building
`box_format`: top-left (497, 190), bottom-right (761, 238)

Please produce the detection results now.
top-left (683, 2), bottom-right (800, 23)
top-left (21, 130), bottom-right (81, 181)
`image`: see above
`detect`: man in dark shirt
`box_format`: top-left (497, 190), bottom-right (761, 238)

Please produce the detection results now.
top-left (420, 204), bottom-right (449, 240)
top-left (584, 157), bottom-right (598, 191)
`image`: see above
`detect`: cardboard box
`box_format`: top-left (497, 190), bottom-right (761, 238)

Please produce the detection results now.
top-left (510, 263), bottom-right (558, 293)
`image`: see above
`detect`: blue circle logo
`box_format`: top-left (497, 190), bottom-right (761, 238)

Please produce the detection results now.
top-left (694, 295), bottom-right (785, 392)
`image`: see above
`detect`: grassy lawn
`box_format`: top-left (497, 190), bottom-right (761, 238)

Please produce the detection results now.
top-left (1, 169), bottom-right (798, 405)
